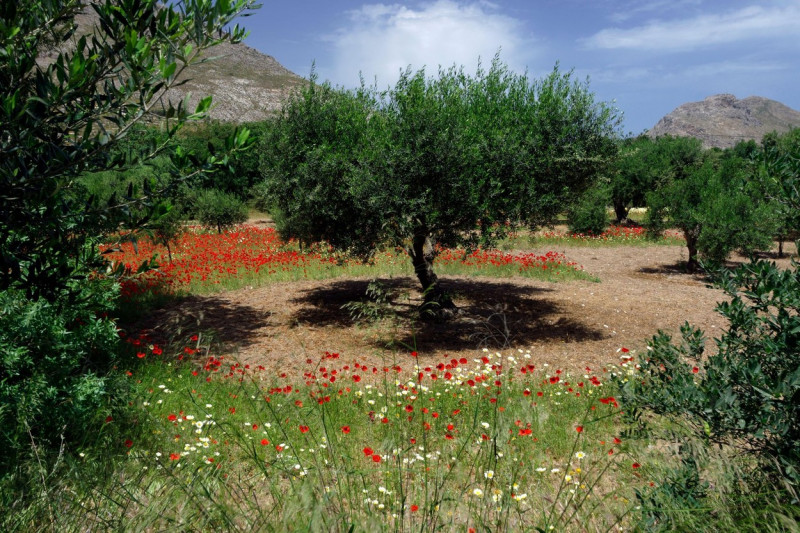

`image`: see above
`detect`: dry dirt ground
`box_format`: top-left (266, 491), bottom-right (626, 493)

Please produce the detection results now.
top-left (138, 239), bottom-right (797, 377)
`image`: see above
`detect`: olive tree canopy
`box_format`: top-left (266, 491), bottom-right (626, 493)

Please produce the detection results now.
top-left (260, 60), bottom-right (619, 317)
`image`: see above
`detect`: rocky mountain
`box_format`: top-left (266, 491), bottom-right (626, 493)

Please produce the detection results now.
top-left (648, 94), bottom-right (800, 149)
top-left (38, 4), bottom-right (305, 123)
top-left (157, 40), bottom-right (305, 123)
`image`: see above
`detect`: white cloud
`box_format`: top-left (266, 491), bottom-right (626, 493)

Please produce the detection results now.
top-left (321, 1), bottom-right (535, 87)
top-left (583, 3), bottom-right (800, 51)
top-left (606, 0), bottom-right (702, 24)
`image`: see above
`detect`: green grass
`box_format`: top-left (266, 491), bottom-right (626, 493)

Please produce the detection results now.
top-left (5, 334), bottom-right (796, 531)
top-left (2, 335), bottom-right (646, 532)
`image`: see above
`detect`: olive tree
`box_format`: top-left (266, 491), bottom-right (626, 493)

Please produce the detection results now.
top-left (645, 138), bottom-right (776, 271)
top-left (759, 129), bottom-right (800, 256)
top-left (608, 135), bottom-right (659, 223)
top-left (261, 60), bottom-right (619, 317)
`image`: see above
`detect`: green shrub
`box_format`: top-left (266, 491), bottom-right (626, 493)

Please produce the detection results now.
top-left (194, 188), bottom-right (248, 232)
top-left (620, 258), bottom-right (800, 491)
top-left (0, 278), bottom-right (124, 473)
top-left (567, 185), bottom-right (610, 235)
top-left (147, 202), bottom-right (184, 262)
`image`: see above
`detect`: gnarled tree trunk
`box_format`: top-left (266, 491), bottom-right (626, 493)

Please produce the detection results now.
top-left (685, 227), bottom-right (701, 273)
top-left (408, 230), bottom-right (458, 320)
top-left (613, 199), bottom-right (628, 225)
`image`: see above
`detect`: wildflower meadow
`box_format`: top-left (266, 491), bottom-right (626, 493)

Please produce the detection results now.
top-left (104, 331), bottom-right (647, 532)
top-left (3, 225), bottom-right (797, 532)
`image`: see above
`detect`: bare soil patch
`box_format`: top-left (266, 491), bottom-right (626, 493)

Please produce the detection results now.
top-left (136, 240), bottom-right (796, 376)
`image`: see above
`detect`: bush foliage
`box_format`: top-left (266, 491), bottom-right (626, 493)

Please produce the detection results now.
top-left (621, 259), bottom-right (800, 490)
top-left (194, 188), bottom-right (249, 233)
top-left (0, 281), bottom-right (123, 466)
top-left (0, 0), bottom-right (256, 474)
top-left (567, 184), bottom-right (610, 235)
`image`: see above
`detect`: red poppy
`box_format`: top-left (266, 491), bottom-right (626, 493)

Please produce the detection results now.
top-left (170, 453), bottom-right (180, 460)
top-left (124, 439), bottom-right (133, 448)
top-left (372, 454), bottom-right (381, 463)
top-left (261, 439), bottom-right (269, 445)
top-left (411, 505), bottom-right (419, 512)
top-left (341, 426), bottom-right (351, 434)
top-left (575, 426), bottom-right (584, 433)
top-left (363, 447), bottom-right (374, 456)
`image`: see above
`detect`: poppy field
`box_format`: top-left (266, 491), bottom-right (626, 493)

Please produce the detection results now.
top-left (103, 329), bottom-right (649, 532)
top-left (101, 226), bottom-right (595, 300)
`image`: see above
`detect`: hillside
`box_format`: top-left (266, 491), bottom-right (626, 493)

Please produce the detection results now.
top-left (37, 4), bottom-right (305, 123)
top-left (648, 94), bottom-right (800, 149)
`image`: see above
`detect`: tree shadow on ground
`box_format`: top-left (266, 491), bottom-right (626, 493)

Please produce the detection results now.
top-left (126, 294), bottom-right (274, 352)
top-left (637, 260), bottom-right (693, 276)
top-left (290, 276), bottom-right (607, 353)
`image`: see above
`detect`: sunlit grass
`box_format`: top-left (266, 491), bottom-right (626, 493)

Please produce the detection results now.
top-left (10, 333), bottom-right (645, 531)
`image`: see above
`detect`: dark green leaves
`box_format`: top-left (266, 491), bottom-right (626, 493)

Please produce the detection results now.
top-left (0, 0), bottom-right (258, 300)
top-left (260, 59), bottom-right (619, 262)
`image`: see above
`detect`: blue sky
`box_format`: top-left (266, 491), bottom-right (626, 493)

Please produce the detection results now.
top-left (241, 0), bottom-right (800, 135)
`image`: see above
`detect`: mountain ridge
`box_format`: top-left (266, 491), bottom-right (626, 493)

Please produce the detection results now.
top-left (648, 94), bottom-right (800, 149)
top-left (40, 4), bottom-right (306, 123)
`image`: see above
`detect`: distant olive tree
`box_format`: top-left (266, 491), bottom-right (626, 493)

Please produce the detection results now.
top-left (645, 138), bottom-right (776, 271)
top-left (260, 59), bottom-right (619, 317)
top-left (759, 129), bottom-right (800, 256)
top-left (608, 135), bottom-right (660, 223)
